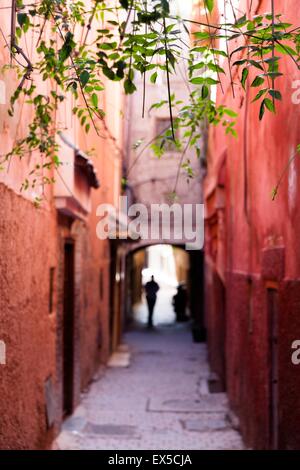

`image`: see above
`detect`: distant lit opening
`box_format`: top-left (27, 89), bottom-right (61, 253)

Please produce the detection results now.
top-left (131, 244), bottom-right (190, 327)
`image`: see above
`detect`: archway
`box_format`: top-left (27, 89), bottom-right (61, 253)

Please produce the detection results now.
top-left (124, 243), bottom-right (206, 341)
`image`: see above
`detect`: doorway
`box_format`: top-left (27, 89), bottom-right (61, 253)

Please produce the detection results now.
top-left (109, 241), bottom-right (123, 353)
top-left (63, 240), bottom-right (75, 417)
top-left (267, 287), bottom-right (279, 450)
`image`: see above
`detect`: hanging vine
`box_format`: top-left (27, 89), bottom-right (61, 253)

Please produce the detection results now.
top-left (0, 0), bottom-right (299, 197)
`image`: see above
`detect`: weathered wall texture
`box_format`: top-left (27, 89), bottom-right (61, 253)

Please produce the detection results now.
top-left (203, 0), bottom-right (300, 449)
top-left (0, 185), bottom-right (58, 449)
top-left (0, 4), bottom-right (123, 449)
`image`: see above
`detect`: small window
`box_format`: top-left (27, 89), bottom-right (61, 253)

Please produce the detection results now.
top-left (49, 267), bottom-right (55, 313)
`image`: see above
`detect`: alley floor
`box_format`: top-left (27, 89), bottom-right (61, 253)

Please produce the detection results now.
top-left (54, 317), bottom-right (244, 450)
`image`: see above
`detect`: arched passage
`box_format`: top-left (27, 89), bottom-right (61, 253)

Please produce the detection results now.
top-left (123, 243), bottom-right (206, 341)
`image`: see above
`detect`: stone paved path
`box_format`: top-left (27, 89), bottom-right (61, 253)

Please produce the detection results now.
top-left (54, 321), bottom-right (244, 450)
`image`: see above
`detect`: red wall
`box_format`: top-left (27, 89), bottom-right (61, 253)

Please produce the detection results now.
top-left (204, 0), bottom-right (300, 449)
top-left (0, 185), bottom-right (57, 449)
top-left (0, 9), bottom-right (123, 448)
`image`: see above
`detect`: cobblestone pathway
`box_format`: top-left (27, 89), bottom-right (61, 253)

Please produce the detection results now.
top-left (54, 321), bottom-right (244, 450)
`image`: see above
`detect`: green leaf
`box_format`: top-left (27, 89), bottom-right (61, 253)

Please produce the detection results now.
top-left (79, 70), bottom-right (90, 87)
top-left (241, 68), bottom-right (249, 90)
top-left (124, 78), bottom-right (137, 94)
top-left (234, 14), bottom-right (247, 26)
top-left (103, 67), bottom-right (115, 80)
top-left (275, 43), bottom-right (297, 56)
top-left (209, 49), bottom-right (228, 57)
top-left (190, 77), bottom-right (219, 85)
top-left (91, 93), bottom-right (98, 108)
top-left (205, 77), bottom-right (219, 85)
top-left (223, 108), bottom-right (238, 118)
top-left (264, 98), bottom-right (275, 113)
top-left (149, 100), bottom-right (168, 112)
top-left (207, 63), bottom-right (225, 74)
top-left (259, 100), bottom-right (265, 120)
top-left (204, 0), bottom-right (214, 13)
top-left (190, 61), bottom-right (206, 71)
top-left (269, 89), bottom-right (282, 101)
top-left (248, 60), bottom-right (264, 71)
top-left (191, 46), bottom-right (207, 53)
top-left (230, 45), bottom-right (248, 58)
top-left (108, 52), bottom-right (120, 61)
top-left (120, 0), bottom-right (129, 9)
top-left (97, 29), bottom-right (110, 35)
top-left (252, 88), bottom-right (268, 102)
top-left (116, 60), bottom-right (126, 79)
top-left (201, 85), bottom-right (209, 99)
top-left (150, 72), bottom-right (158, 84)
top-left (251, 75), bottom-right (265, 87)
top-left (233, 59), bottom-right (247, 67)
top-left (193, 31), bottom-right (211, 40)
top-left (17, 13), bottom-right (28, 28)
top-left (263, 71), bottom-right (283, 79)
top-left (59, 32), bottom-right (75, 62)
top-left (98, 42), bottom-right (117, 50)
top-left (190, 77), bottom-right (204, 85)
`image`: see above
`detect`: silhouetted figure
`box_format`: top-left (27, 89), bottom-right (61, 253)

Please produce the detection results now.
top-left (145, 276), bottom-right (160, 328)
top-left (173, 284), bottom-right (188, 322)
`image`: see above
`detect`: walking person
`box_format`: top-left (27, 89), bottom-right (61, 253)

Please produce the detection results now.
top-left (144, 275), bottom-right (160, 328)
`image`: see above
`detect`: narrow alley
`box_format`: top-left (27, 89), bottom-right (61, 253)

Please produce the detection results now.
top-left (2, 0), bottom-right (300, 457)
top-left (54, 323), bottom-right (243, 450)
